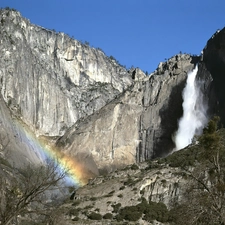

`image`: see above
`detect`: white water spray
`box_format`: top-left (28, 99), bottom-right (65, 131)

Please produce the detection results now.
top-left (174, 65), bottom-right (208, 151)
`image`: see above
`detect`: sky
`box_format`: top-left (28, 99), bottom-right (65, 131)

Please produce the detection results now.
top-left (1, 0), bottom-right (225, 73)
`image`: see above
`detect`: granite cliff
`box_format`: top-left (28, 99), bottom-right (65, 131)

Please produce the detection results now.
top-left (1, 7), bottom-right (225, 225)
top-left (0, 8), bottom-right (198, 174)
top-left (0, 8), bottom-right (224, 177)
top-left (57, 54), bottom-right (199, 173)
top-left (0, 9), bottom-right (133, 138)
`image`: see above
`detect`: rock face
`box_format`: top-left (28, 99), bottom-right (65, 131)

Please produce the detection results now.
top-left (0, 9), bottom-right (133, 137)
top-left (57, 54), bottom-right (198, 173)
top-left (198, 28), bottom-right (225, 126)
top-left (0, 94), bottom-right (43, 167)
top-left (1, 8), bottom-right (224, 176)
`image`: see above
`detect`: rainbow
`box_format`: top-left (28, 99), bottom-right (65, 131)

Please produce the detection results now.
top-left (14, 119), bottom-right (91, 187)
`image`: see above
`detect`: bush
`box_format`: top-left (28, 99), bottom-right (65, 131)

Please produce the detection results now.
top-left (116, 205), bottom-right (142, 221)
top-left (103, 213), bottom-right (113, 219)
top-left (83, 205), bottom-right (93, 209)
top-left (114, 199), bottom-right (169, 223)
top-left (87, 212), bottom-right (102, 220)
top-left (111, 203), bottom-right (121, 213)
top-left (143, 201), bottom-right (169, 223)
top-left (104, 190), bottom-right (115, 197)
top-left (68, 208), bottom-right (79, 216)
top-left (90, 196), bottom-right (97, 201)
top-left (72, 200), bottom-right (81, 206)
top-left (123, 177), bottom-right (135, 186)
top-left (72, 216), bottom-right (79, 221)
top-left (131, 164), bottom-right (139, 170)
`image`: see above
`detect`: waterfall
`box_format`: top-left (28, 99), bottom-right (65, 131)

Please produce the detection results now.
top-left (174, 65), bottom-right (208, 151)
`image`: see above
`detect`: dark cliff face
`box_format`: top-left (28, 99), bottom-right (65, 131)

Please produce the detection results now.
top-left (195, 30), bottom-right (225, 128)
top-left (138, 55), bottom-right (199, 160)
top-left (198, 28), bottom-right (225, 126)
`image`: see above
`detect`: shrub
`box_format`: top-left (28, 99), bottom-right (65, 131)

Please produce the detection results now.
top-left (143, 201), bottom-right (169, 223)
top-left (104, 190), bottom-right (115, 197)
top-left (123, 177), bottom-right (134, 186)
top-left (116, 205), bottom-right (142, 221)
top-left (114, 199), bottom-right (169, 223)
top-left (87, 212), bottom-right (102, 220)
top-left (119, 186), bottom-right (125, 190)
top-left (131, 164), bottom-right (139, 170)
top-left (72, 217), bottom-right (79, 221)
top-left (72, 200), bottom-right (81, 206)
top-left (84, 205), bottom-right (93, 209)
top-left (111, 203), bottom-right (121, 213)
top-left (90, 196), bottom-right (97, 201)
top-left (103, 213), bottom-right (113, 219)
top-left (68, 208), bottom-right (79, 216)
top-left (117, 194), bottom-right (123, 198)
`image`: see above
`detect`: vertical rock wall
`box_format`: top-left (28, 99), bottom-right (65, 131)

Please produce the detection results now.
top-left (0, 9), bottom-right (133, 136)
top-left (199, 28), bottom-right (225, 126)
top-left (57, 54), bottom-right (198, 173)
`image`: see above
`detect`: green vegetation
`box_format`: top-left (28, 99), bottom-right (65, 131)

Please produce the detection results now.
top-left (114, 198), bottom-right (169, 222)
top-left (103, 213), bottom-right (113, 219)
top-left (167, 117), bottom-right (225, 224)
top-left (111, 203), bottom-right (121, 213)
top-left (143, 201), bottom-right (169, 223)
top-left (72, 217), bottom-right (79, 221)
top-left (104, 190), bottom-right (115, 197)
top-left (87, 212), bottom-right (102, 220)
top-left (83, 205), bottom-right (93, 210)
top-left (123, 177), bottom-right (136, 186)
top-left (4, 7), bottom-right (17, 12)
top-left (115, 206), bottom-right (142, 222)
top-left (119, 185), bottom-right (125, 190)
top-left (67, 208), bottom-right (79, 217)
top-left (130, 163), bottom-right (139, 170)
top-left (89, 196), bottom-right (97, 201)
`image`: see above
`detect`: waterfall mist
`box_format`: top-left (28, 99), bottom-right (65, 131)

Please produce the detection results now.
top-left (174, 65), bottom-right (208, 151)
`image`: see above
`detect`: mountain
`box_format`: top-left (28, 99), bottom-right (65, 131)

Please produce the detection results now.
top-left (1, 7), bottom-right (225, 225)
top-left (0, 8), bottom-right (200, 175)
